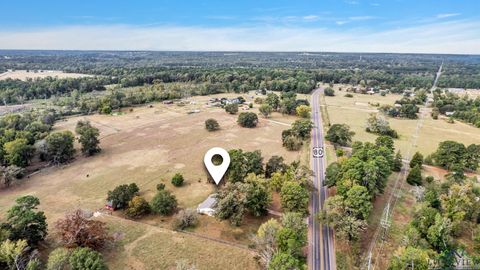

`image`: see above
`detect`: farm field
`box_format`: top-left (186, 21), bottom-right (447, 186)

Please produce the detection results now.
top-left (0, 69), bottom-right (92, 80)
top-left (0, 91), bottom-right (308, 269)
top-left (323, 87), bottom-right (480, 156)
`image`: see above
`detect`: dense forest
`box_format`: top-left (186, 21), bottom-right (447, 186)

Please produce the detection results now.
top-left (1, 51), bottom-right (479, 105)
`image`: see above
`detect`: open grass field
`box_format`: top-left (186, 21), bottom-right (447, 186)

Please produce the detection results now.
top-left (0, 70), bottom-right (92, 80)
top-left (0, 91), bottom-right (308, 269)
top-left (322, 86), bottom-right (480, 157)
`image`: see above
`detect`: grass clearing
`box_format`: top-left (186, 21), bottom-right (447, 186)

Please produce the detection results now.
top-left (323, 88), bottom-right (480, 156)
top-left (0, 70), bottom-right (92, 80)
top-left (0, 91), bottom-right (307, 268)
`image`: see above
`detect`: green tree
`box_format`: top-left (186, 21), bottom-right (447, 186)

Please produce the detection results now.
top-left (291, 119), bottom-right (313, 140)
top-left (4, 138), bottom-right (34, 167)
top-left (78, 125), bottom-right (101, 156)
top-left (427, 214), bottom-right (453, 251)
top-left (276, 227), bottom-right (305, 257)
top-left (0, 239), bottom-right (40, 270)
top-left (259, 104), bottom-right (273, 118)
top-left (325, 124), bottom-right (355, 146)
top-left (237, 112), bottom-right (258, 128)
top-left (344, 185), bottom-right (372, 220)
top-left (106, 183), bottom-right (139, 210)
top-left (295, 105), bottom-right (310, 118)
top-left (225, 103), bottom-right (239, 114)
top-left (205, 118), bottom-right (220, 131)
top-left (282, 135), bottom-right (303, 151)
top-left (268, 251), bottom-right (303, 270)
top-left (280, 182), bottom-right (309, 215)
top-left (375, 136), bottom-right (395, 152)
top-left (245, 177), bottom-right (272, 217)
top-left (393, 151), bottom-right (403, 172)
top-left (324, 162), bottom-right (340, 187)
top-left (150, 190), bottom-right (177, 215)
top-left (320, 196), bottom-right (367, 242)
top-left (3, 195), bottom-right (47, 245)
top-left (214, 182), bottom-right (248, 226)
top-left (69, 247), bottom-right (107, 270)
top-left (433, 141), bottom-right (466, 170)
top-left (265, 93), bottom-right (280, 110)
top-left (45, 131), bottom-right (75, 164)
top-left (265, 155), bottom-right (287, 178)
top-left (389, 246), bottom-right (430, 270)
top-left (410, 152), bottom-right (424, 168)
top-left (406, 165), bottom-right (422, 186)
top-left (171, 173), bottom-right (184, 187)
top-left (227, 149), bottom-right (263, 183)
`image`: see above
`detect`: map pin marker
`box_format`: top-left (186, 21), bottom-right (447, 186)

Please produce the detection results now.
top-left (204, 147), bottom-right (230, 185)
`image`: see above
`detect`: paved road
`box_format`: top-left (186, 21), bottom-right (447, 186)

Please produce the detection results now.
top-left (309, 88), bottom-right (335, 270)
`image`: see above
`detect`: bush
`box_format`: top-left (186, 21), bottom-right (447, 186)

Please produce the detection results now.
top-left (237, 112), bottom-right (258, 128)
top-left (225, 103), bottom-right (238, 114)
top-left (156, 183), bottom-right (165, 191)
top-left (125, 196), bottom-right (150, 219)
top-left (344, 93), bottom-right (353, 98)
top-left (171, 173), bottom-right (184, 187)
top-left (172, 208), bottom-right (198, 230)
top-left (205, 118), bottom-right (220, 131)
top-left (325, 124), bottom-right (355, 146)
top-left (150, 190), bottom-right (177, 215)
top-left (425, 176), bottom-right (434, 184)
top-left (69, 247), bottom-right (107, 270)
top-left (336, 149), bottom-right (344, 157)
top-left (47, 248), bottom-right (70, 270)
top-left (324, 87), bottom-right (335, 96)
top-left (282, 135), bottom-right (303, 151)
top-left (295, 105), bottom-right (311, 118)
top-left (259, 104), bottom-right (273, 118)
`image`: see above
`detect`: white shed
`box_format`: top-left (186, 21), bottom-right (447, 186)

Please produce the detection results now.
top-left (197, 194), bottom-right (217, 216)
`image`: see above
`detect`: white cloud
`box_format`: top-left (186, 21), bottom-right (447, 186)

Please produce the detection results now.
top-left (0, 19), bottom-right (479, 54)
top-left (436, 13), bottom-right (461, 19)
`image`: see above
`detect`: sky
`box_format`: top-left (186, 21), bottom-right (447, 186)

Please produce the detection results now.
top-left (0, 0), bottom-right (479, 54)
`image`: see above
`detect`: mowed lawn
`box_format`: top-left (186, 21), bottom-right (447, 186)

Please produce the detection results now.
top-left (0, 91), bottom-right (307, 269)
top-left (323, 91), bottom-right (480, 157)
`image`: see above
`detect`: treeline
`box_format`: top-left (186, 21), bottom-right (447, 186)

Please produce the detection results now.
top-left (432, 90), bottom-right (480, 128)
top-left (0, 76), bottom-right (110, 104)
top-left (321, 136), bottom-right (400, 242)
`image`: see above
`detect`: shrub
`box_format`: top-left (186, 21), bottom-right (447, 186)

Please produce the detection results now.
top-left (237, 112), bottom-right (258, 128)
top-left (344, 93), bottom-right (353, 98)
top-left (259, 104), bottom-right (273, 118)
top-left (425, 176), bottom-right (434, 184)
top-left (47, 248), bottom-right (70, 270)
top-left (324, 87), bottom-right (335, 96)
top-left (336, 149), bottom-right (344, 157)
top-left (205, 118), bottom-right (220, 131)
top-left (156, 183), bottom-right (166, 191)
top-left (125, 196), bottom-right (150, 219)
top-left (410, 152), bottom-right (423, 168)
top-left (172, 208), bottom-right (198, 230)
top-left (225, 103), bottom-right (238, 114)
top-left (171, 173), bottom-right (184, 187)
top-left (282, 135), bottom-right (303, 151)
top-left (295, 105), bottom-right (311, 118)
top-left (69, 247), bottom-right (107, 270)
top-left (150, 190), bottom-right (178, 215)
top-left (325, 124), bottom-right (355, 146)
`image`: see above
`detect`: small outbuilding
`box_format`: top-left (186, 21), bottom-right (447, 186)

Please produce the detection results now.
top-left (197, 194), bottom-right (217, 216)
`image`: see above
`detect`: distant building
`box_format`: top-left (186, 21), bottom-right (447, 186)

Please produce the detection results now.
top-left (197, 194), bottom-right (217, 216)
top-left (445, 111), bottom-right (455, 116)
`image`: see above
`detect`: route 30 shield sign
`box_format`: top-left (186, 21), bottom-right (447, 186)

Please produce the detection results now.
top-left (313, 147), bottom-right (324, 158)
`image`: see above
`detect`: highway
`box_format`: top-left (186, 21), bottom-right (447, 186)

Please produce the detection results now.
top-left (309, 88), bottom-right (335, 270)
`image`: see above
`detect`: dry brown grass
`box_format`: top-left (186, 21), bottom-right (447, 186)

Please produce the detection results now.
top-left (0, 91), bottom-right (308, 268)
top-left (0, 70), bottom-right (91, 81)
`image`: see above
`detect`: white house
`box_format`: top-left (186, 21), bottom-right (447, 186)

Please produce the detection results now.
top-left (197, 194), bottom-right (217, 216)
